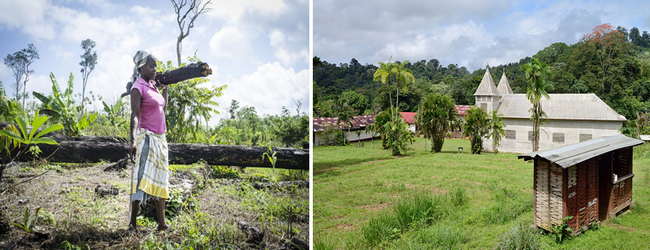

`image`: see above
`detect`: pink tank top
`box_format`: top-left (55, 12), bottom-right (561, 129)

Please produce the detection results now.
top-left (131, 77), bottom-right (166, 133)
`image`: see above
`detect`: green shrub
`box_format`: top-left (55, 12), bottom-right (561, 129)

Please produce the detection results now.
top-left (363, 213), bottom-right (399, 247)
top-left (210, 165), bottom-right (240, 179)
top-left (495, 223), bottom-right (541, 250)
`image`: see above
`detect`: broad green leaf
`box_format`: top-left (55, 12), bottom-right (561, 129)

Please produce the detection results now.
top-left (0, 130), bottom-right (27, 144)
top-left (34, 124), bottom-right (64, 139)
top-left (29, 114), bottom-right (49, 140)
top-left (15, 115), bottom-right (28, 140)
top-left (102, 100), bottom-right (111, 114)
top-left (30, 137), bottom-right (59, 145)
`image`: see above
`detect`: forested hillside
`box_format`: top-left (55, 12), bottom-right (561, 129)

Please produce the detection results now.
top-left (314, 24), bottom-right (650, 120)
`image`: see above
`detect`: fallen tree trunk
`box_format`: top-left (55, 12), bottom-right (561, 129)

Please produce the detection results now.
top-left (26, 139), bottom-right (308, 170)
top-left (155, 62), bottom-right (212, 85)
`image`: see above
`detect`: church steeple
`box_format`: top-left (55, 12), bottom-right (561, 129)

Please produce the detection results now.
top-left (474, 65), bottom-right (499, 96)
top-left (474, 65), bottom-right (500, 112)
top-left (497, 71), bottom-right (513, 95)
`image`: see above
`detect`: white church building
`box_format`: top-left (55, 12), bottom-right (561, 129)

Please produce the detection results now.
top-left (475, 67), bottom-right (627, 153)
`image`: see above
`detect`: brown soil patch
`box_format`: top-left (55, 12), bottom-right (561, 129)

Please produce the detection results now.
top-left (336, 223), bottom-right (355, 230)
top-left (603, 221), bottom-right (650, 234)
top-left (357, 202), bottom-right (392, 212)
top-left (315, 166), bottom-right (338, 174)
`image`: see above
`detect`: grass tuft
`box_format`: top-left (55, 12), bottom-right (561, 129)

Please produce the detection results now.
top-left (494, 223), bottom-right (541, 250)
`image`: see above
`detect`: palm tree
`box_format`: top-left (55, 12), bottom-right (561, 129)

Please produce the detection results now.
top-left (521, 57), bottom-right (553, 151)
top-left (355, 130), bottom-right (362, 147)
top-left (393, 60), bottom-right (415, 117)
top-left (487, 110), bottom-right (506, 154)
top-left (365, 123), bottom-right (377, 148)
top-left (333, 97), bottom-right (354, 144)
top-left (373, 56), bottom-right (395, 118)
top-left (463, 107), bottom-right (489, 154)
top-left (415, 93), bottom-right (456, 152)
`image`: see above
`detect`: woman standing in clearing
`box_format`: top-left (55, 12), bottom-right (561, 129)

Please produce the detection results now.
top-left (127, 50), bottom-right (170, 231)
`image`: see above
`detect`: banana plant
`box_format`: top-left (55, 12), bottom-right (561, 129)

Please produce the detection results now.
top-left (33, 72), bottom-right (97, 136)
top-left (102, 97), bottom-right (127, 127)
top-left (0, 111), bottom-right (63, 185)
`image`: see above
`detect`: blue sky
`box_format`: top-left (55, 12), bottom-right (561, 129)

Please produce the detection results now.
top-left (0, 0), bottom-right (309, 124)
top-left (314, 0), bottom-right (650, 71)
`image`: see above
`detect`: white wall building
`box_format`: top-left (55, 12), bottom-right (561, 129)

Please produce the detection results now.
top-left (475, 67), bottom-right (627, 153)
top-left (312, 115), bottom-right (379, 146)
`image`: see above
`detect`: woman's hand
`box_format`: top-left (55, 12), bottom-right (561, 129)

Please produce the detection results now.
top-left (129, 141), bottom-right (137, 159)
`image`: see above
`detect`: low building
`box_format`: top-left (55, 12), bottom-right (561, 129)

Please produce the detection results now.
top-left (399, 112), bottom-right (417, 133)
top-left (312, 115), bottom-right (377, 146)
top-left (519, 135), bottom-right (643, 235)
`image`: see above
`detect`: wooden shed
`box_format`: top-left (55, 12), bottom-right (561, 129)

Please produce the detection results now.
top-left (518, 135), bottom-right (644, 234)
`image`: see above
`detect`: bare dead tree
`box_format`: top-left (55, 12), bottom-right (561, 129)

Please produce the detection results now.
top-left (293, 98), bottom-right (303, 115)
top-left (171, 0), bottom-right (212, 66)
top-left (3, 44), bottom-right (39, 107)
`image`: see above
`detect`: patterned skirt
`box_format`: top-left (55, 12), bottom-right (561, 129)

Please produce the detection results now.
top-left (130, 128), bottom-right (170, 199)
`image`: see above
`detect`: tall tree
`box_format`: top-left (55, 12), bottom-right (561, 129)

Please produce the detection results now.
top-left (462, 107), bottom-right (489, 154)
top-left (79, 39), bottom-right (97, 107)
top-left (4, 44), bottom-right (39, 107)
top-left (487, 110), bottom-right (505, 154)
top-left (373, 56), bottom-right (395, 117)
top-left (521, 57), bottom-right (553, 151)
top-left (333, 97), bottom-right (354, 143)
top-left (364, 123), bottom-right (377, 148)
top-left (415, 93), bottom-right (456, 152)
top-left (393, 60), bottom-right (415, 117)
top-left (171, 0), bottom-right (212, 66)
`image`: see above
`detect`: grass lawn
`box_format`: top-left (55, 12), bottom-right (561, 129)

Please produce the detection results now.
top-left (313, 137), bottom-right (650, 249)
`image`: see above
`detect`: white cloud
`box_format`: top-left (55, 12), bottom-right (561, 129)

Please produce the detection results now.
top-left (0, 0), bottom-right (55, 39)
top-left (209, 26), bottom-right (253, 60)
top-left (216, 62), bottom-right (309, 118)
top-left (268, 29), bottom-right (309, 66)
top-left (208, 0), bottom-right (287, 24)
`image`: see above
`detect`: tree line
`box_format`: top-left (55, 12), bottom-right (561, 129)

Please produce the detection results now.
top-left (314, 23), bottom-right (650, 121)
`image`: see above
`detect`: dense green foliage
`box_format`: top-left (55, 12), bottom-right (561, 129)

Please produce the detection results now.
top-left (213, 101), bottom-right (309, 148)
top-left (463, 107), bottom-right (489, 154)
top-left (315, 24), bottom-right (650, 122)
top-left (415, 93), bottom-right (457, 152)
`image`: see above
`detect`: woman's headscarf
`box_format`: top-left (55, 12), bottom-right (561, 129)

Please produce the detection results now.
top-left (121, 50), bottom-right (153, 97)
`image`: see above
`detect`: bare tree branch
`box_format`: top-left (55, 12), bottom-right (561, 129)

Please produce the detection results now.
top-left (171, 0), bottom-right (212, 66)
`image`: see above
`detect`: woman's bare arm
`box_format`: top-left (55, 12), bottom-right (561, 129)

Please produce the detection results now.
top-left (130, 89), bottom-right (142, 156)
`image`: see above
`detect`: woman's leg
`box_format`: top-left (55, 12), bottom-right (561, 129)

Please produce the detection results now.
top-left (156, 198), bottom-right (168, 230)
top-left (129, 200), bottom-right (140, 229)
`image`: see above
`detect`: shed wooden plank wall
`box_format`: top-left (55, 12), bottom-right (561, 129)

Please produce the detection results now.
top-left (534, 160), bottom-right (564, 231)
top-left (610, 148), bottom-right (634, 218)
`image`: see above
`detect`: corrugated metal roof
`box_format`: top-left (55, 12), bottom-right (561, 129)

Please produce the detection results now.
top-left (518, 135), bottom-right (643, 168)
top-left (496, 72), bottom-right (513, 94)
top-left (474, 67), bottom-right (499, 96)
top-left (400, 112), bottom-right (416, 124)
top-left (498, 94), bottom-right (627, 121)
top-left (455, 105), bottom-right (472, 116)
top-left (313, 115), bottom-right (376, 132)
top-left (640, 135), bottom-right (650, 141)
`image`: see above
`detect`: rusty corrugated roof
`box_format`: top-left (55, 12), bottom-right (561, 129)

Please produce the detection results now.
top-left (518, 135), bottom-right (643, 168)
top-left (313, 115), bottom-right (376, 132)
top-left (455, 105), bottom-right (472, 116)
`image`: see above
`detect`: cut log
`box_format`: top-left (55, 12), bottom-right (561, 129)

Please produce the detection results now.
top-left (31, 141), bottom-right (308, 170)
top-left (155, 62), bottom-right (212, 85)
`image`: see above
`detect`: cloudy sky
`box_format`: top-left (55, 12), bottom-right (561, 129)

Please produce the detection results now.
top-left (0, 0), bottom-right (309, 124)
top-left (315, 0), bottom-right (650, 71)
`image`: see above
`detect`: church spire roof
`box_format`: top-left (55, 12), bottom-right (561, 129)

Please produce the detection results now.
top-left (497, 71), bottom-right (513, 95)
top-left (474, 66), bottom-right (499, 96)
